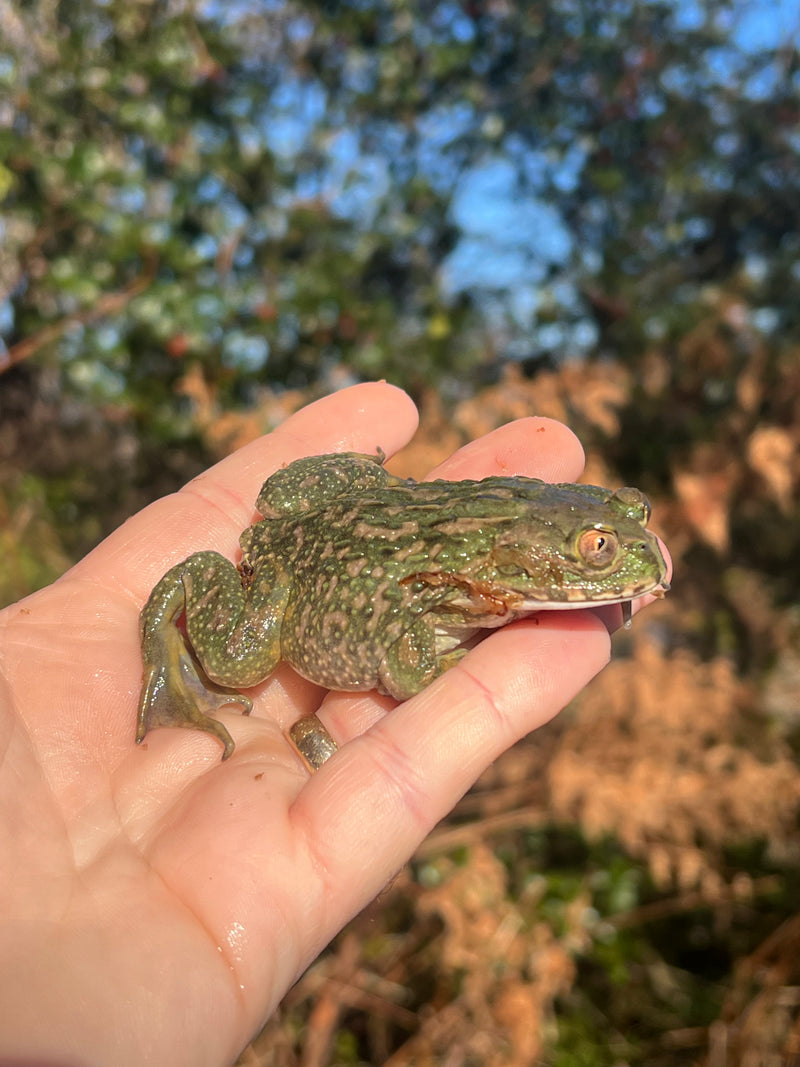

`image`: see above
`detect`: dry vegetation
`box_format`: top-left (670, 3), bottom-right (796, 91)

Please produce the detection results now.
top-left (3, 339), bottom-right (799, 1064)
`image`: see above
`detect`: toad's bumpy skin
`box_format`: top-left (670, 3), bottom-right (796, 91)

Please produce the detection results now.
top-left (137, 452), bottom-right (668, 759)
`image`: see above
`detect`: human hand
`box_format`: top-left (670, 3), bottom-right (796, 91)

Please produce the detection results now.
top-left (0, 382), bottom-right (658, 1066)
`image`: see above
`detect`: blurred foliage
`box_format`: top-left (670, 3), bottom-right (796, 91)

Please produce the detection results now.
top-left (2, 0), bottom-right (800, 1063)
top-left (2, 0), bottom-right (798, 404)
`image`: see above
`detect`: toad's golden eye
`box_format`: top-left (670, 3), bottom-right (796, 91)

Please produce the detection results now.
top-left (577, 527), bottom-right (619, 567)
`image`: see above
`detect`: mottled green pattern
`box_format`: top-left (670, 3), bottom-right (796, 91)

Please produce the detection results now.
top-left (137, 452), bottom-right (668, 758)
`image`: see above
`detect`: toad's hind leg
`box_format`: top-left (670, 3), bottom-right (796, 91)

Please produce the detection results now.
top-left (136, 550), bottom-right (285, 759)
top-left (255, 451), bottom-right (407, 518)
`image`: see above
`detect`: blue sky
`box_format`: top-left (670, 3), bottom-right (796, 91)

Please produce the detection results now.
top-left (247, 0), bottom-right (799, 361)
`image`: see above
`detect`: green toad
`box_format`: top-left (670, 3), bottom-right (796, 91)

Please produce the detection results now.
top-left (137, 452), bottom-right (668, 759)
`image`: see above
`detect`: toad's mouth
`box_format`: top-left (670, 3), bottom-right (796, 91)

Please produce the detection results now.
top-left (433, 578), bottom-right (670, 646)
top-left (447, 576), bottom-right (670, 614)
top-left (514, 576), bottom-right (672, 610)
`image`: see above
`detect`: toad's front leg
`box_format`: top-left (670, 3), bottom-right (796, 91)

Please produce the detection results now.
top-left (377, 615), bottom-right (470, 700)
top-left (136, 551), bottom-right (287, 759)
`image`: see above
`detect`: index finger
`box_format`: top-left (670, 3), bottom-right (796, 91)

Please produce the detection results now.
top-left (71, 382), bottom-right (420, 600)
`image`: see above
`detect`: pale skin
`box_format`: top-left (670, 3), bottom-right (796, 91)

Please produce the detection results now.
top-left (0, 383), bottom-right (667, 1067)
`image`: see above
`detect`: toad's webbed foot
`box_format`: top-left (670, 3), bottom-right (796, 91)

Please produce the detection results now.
top-left (136, 620), bottom-right (252, 760)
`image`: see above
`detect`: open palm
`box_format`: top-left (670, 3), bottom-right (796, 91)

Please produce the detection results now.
top-left (0, 383), bottom-right (629, 1066)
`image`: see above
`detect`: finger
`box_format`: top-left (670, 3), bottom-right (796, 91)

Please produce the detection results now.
top-left (195, 381), bottom-right (418, 514)
top-left (77, 382), bottom-right (419, 596)
top-left (425, 416), bottom-right (585, 482)
top-left (289, 612), bottom-right (611, 955)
